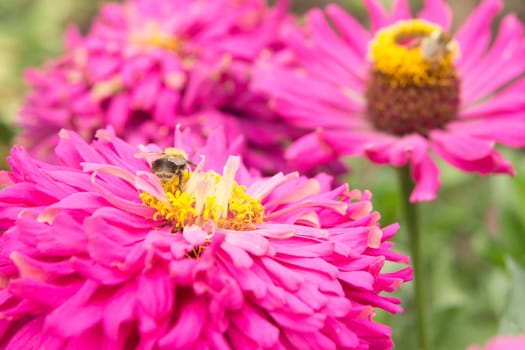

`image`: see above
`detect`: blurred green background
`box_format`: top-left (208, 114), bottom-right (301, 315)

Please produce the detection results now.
top-left (1, 0), bottom-right (525, 349)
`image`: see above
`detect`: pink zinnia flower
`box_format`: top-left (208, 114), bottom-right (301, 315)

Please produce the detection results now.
top-left (19, 0), bottom-right (311, 175)
top-left (468, 334), bottom-right (525, 350)
top-left (254, 0), bottom-right (525, 201)
top-left (0, 128), bottom-right (411, 349)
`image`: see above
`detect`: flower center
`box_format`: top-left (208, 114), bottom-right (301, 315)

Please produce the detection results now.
top-left (365, 20), bottom-right (461, 136)
top-left (140, 157), bottom-right (265, 232)
top-left (129, 22), bottom-right (182, 52)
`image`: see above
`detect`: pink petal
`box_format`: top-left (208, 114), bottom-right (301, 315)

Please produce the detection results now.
top-left (71, 256), bottom-right (131, 285)
top-left (89, 172), bottom-right (153, 216)
top-left (417, 0), bottom-right (452, 30)
top-left (223, 231), bottom-right (271, 256)
top-left (275, 256), bottom-right (338, 279)
top-left (102, 282), bottom-right (137, 340)
top-left (363, 0), bottom-right (390, 33)
top-left (325, 4), bottom-right (371, 58)
top-left (455, 0), bottom-right (503, 75)
top-left (106, 93), bottom-right (131, 133)
top-left (45, 281), bottom-right (103, 338)
top-left (5, 252), bottom-right (72, 282)
top-left (468, 335), bottom-right (525, 350)
top-left (131, 73), bottom-right (161, 111)
top-left (56, 129), bottom-right (106, 167)
top-left (285, 330), bottom-right (336, 350)
top-left (230, 306), bottom-right (280, 348)
top-left (265, 197), bottom-right (347, 221)
top-left (270, 237), bottom-right (335, 257)
top-left (3, 317), bottom-right (52, 350)
top-left (99, 3), bottom-right (126, 26)
top-left (448, 119), bottom-right (525, 148)
top-left (461, 15), bottom-right (525, 105)
top-left (264, 176), bottom-right (321, 208)
top-left (253, 64), bottom-right (363, 129)
top-left (410, 153), bottom-right (440, 203)
top-left (321, 129), bottom-right (383, 158)
top-left (8, 277), bottom-right (82, 309)
top-left (134, 171), bottom-right (167, 200)
top-left (339, 270), bottom-right (374, 290)
top-left (183, 225), bottom-right (208, 246)
top-left (158, 297), bottom-right (206, 350)
top-left (306, 9), bottom-right (367, 87)
top-left (391, 0), bottom-right (411, 21)
top-left (270, 310), bottom-right (325, 332)
top-left (324, 318), bottom-right (359, 348)
top-left (86, 56), bottom-right (120, 81)
top-left (220, 243), bottom-right (254, 269)
top-left (44, 192), bottom-right (108, 212)
top-left (136, 267), bottom-right (173, 332)
top-left (249, 173), bottom-right (298, 201)
top-left (153, 89), bottom-right (180, 125)
top-left (19, 213), bottom-right (87, 255)
top-left (284, 132), bottom-right (339, 173)
top-left (260, 256), bottom-right (304, 291)
top-left (65, 326), bottom-right (104, 350)
top-left (228, 326), bottom-right (259, 349)
top-left (121, 56), bottom-right (155, 87)
top-left (322, 296), bottom-right (353, 317)
top-left (431, 130), bottom-right (495, 160)
top-left (84, 215), bottom-right (146, 266)
top-left (64, 26), bottom-right (82, 49)
top-left (430, 130), bottom-right (514, 175)
top-left (461, 79), bottom-right (525, 118)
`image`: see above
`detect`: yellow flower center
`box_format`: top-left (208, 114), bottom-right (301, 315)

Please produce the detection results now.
top-left (140, 157), bottom-right (265, 232)
top-left (368, 19), bottom-right (458, 87)
top-left (365, 19), bottom-right (461, 136)
top-left (129, 22), bottom-right (182, 52)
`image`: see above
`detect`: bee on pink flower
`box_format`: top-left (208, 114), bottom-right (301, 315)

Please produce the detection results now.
top-left (0, 128), bottom-right (411, 349)
top-left (254, 0), bottom-right (525, 201)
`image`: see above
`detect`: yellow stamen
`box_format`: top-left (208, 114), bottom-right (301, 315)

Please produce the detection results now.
top-left (140, 156), bottom-right (265, 233)
top-left (91, 76), bottom-right (123, 100)
top-left (368, 19), bottom-right (458, 87)
top-left (129, 22), bottom-right (181, 52)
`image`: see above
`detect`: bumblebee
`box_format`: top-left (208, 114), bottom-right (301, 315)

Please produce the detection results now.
top-left (136, 147), bottom-right (196, 187)
top-left (420, 30), bottom-right (453, 68)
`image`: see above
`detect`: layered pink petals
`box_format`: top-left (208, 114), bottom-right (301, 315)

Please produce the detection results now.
top-left (0, 129), bottom-right (410, 349)
top-left (253, 0), bottom-right (525, 202)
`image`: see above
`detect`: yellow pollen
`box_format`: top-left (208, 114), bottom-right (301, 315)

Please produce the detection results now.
top-left (130, 22), bottom-right (181, 52)
top-left (91, 76), bottom-right (123, 100)
top-left (368, 19), bottom-right (458, 87)
top-left (140, 157), bottom-right (265, 233)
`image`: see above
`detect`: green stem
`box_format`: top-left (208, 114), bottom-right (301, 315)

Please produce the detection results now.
top-left (397, 166), bottom-right (431, 350)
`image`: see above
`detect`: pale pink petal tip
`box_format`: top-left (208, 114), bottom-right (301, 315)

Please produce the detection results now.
top-left (367, 226), bottom-right (383, 248)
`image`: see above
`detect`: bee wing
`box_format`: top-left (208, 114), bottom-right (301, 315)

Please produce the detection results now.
top-left (134, 151), bottom-right (163, 158)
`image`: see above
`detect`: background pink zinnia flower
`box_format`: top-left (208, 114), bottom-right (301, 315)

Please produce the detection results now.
top-left (0, 128), bottom-right (411, 349)
top-left (468, 334), bottom-right (525, 350)
top-left (254, 0), bottom-right (525, 201)
top-left (18, 0), bottom-right (334, 175)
